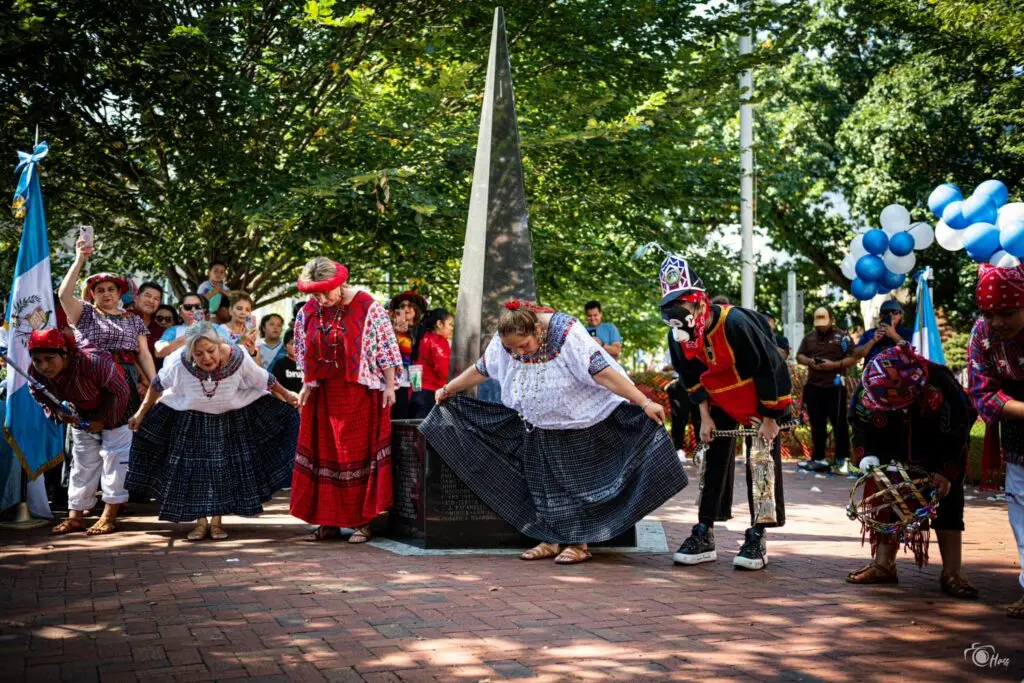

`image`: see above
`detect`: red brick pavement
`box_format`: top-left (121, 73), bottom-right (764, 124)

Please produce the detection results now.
top-left (1, 465), bottom-right (1022, 682)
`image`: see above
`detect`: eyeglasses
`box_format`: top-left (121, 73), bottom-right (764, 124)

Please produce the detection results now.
top-left (155, 316), bottom-right (175, 324)
top-left (181, 304), bottom-right (203, 311)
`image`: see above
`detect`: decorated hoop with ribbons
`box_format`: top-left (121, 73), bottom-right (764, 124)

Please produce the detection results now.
top-left (846, 461), bottom-right (940, 563)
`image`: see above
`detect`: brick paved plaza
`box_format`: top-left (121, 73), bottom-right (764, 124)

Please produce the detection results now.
top-left (2, 464), bottom-right (1022, 682)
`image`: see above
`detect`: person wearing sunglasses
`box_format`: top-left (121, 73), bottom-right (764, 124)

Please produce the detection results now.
top-left (154, 293), bottom-right (232, 360)
top-left (151, 304), bottom-right (180, 370)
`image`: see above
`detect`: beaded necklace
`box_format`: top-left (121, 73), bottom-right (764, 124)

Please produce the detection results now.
top-left (510, 325), bottom-right (551, 432)
top-left (199, 374), bottom-right (220, 399)
top-left (314, 302), bottom-right (346, 367)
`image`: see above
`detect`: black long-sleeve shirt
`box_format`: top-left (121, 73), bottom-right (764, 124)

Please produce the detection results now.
top-left (667, 305), bottom-right (793, 420)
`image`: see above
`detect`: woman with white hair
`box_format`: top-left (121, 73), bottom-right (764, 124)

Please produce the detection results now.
top-left (126, 322), bottom-right (300, 541)
top-left (290, 256), bottom-right (402, 543)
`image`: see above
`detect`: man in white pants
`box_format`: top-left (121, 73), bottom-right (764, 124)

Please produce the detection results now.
top-left (967, 262), bottom-right (1024, 619)
top-left (26, 329), bottom-right (133, 535)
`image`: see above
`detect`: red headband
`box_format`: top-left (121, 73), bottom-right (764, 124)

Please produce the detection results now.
top-left (297, 262), bottom-right (349, 294)
top-left (28, 328), bottom-right (76, 353)
top-left (977, 263), bottom-right (1024, 312)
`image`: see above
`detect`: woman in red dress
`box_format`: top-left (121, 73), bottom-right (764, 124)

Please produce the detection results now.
top-left (290, 257), bottom-right (403, 542)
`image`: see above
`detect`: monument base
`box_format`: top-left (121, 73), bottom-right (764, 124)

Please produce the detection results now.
top-left (389, 420), bottom-right (636, 550)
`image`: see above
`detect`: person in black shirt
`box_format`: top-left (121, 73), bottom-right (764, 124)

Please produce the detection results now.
top-left (271, 329), bottom-right (303, 393)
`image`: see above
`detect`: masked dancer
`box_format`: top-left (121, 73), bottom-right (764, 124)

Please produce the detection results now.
top-left (846, 343), bottom-right (977, 598)
top-left (420, 300), bottom-right (687, 565)
top-left (290, 257), bottom-right (402, 543)
top-left (660, 253), bottom-right (792, 571)
top-left (967, 263), bottom-right (1024, 618)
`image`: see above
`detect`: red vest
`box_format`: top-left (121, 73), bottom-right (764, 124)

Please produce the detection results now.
top-left (692, 306), bottom-right (766, 425)
top-left (300, 292), bottom-right (373, 383)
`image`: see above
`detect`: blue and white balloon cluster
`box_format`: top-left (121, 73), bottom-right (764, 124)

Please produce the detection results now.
top-left (929, 179), bottom-right (1023, 267)
top-left (840, 204), bottom-right (934, 301)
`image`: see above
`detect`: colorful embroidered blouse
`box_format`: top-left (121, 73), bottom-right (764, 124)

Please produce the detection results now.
top-left (153, 346), bottom-right (277, 415)
top-left (474, 312), bottom-right (624, 429)
top-left (967, 317), bottom-right (1024, 465)
top-left (850, 362), bottom-right (974, 478)
top-left (29, 346), bottom-right (133, 428)
top-left (293, 291), bottom-right (402, 391)
top-left (72, 303), bottom-right (148, 354)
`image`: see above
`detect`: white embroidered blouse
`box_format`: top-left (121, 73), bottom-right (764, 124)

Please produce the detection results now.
top-left (475, 313), bottom-right (629, 429)
top-left (154, 346), bottom-right (276, 415)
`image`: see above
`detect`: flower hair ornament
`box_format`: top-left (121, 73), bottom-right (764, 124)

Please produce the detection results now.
top-left (503, 300), bottom-right (555, 314)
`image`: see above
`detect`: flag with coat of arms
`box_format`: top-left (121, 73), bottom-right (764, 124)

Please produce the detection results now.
top-left (4, 141), bottom-right (63, 503)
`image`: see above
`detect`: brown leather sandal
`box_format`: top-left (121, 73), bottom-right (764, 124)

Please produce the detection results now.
top-left (520, 542), bottom-right (560, 561)
top-left (304, 526), bottom-right (342, 542)
top-left (209, 525), bottom-right (228, 541)
top-left (86, 517), bottom-right (119, 536)
top-left (845, 562), bottom-right (898, 584)
top-left (187, 519), bottom-right (209, 541)
top-left (554, 545), bottom-right (592, 565)
top-left (51, 518), bottom-right (86, 535)
top-left (347, 526), bottom-right (372, 544)
top-left (1007, 596), bottom-right (1024, 619)
top-left (940, 572), bottom-right (979, 599)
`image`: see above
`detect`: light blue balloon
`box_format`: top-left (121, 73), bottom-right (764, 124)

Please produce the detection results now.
top-left (851, 278), bottom-right (878, 301)
top-left (928, 183), bottom-right (963, 217)
top-left (855, 254), bottom-right (886, 282)
top-left (881, 270), bottom-right (906, 290)
top-left (1000, 217), bottom-right (1024, 258)
top-left (963, 194), bottom-right (999, 226)
top-left (975, 179), bottom-right (1009, 208)
top-left (862, 229), bottom-right (889, 256)
top-left (942, 200), bottom-right (969, 229)
top-left (963, 222), bottom-right (1001, 261)
top-left (887, 232), bottom-right (914, 257)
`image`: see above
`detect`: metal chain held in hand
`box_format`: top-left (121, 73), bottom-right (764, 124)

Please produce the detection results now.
top-left (693, 419), bottom-right (800, 525)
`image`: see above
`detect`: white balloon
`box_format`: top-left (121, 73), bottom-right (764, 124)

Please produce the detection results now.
top-left (997, 202), bottom-right (1024, 231)
top-left (841, 254), bottom-right (857, 280)
top-left (935, 219), bottom-right (965, 251)
top-left (990, 250), bottom-right (1021, 268)
top-left (907, 221), bottom-right (934, 250)
top-left (883, 250), bottom-right (916, 274)
top-left (849, 234), bottom-right (867, 260)
top-left (880, 204), bottom-right (911, 234)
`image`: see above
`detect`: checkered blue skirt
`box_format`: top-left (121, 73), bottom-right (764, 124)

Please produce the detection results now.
top-left (126, 396), bottom-right (299, 522)
top-left (419, 397), bottom-right (688, 544)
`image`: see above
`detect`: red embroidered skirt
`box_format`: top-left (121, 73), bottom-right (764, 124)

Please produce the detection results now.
top-left (290, 378), bottom-right (393, 527)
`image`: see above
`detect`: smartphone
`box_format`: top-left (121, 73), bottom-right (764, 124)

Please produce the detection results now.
top-left (879, 312), bottom-right (892, 327)
top-left (589, 329), bottom-right (598, 337)
top-left (245, 314), bottom-right (257, 332)
top-left (79, 224), bottom-right (94, 249)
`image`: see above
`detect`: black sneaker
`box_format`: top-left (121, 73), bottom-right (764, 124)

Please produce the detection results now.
top-left (733, 527), bottom-right (767, 570)
top-left (673, 523), bottom-right (717, 565)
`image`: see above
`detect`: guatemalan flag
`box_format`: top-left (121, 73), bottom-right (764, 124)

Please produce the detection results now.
top-left (911, 266), bottom-right (946, 365)
top-left (4, 142), bottom-right (62, 517)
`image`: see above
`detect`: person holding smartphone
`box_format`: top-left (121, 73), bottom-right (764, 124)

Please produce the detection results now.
top-left (222, 291), bottom-right (262, 367)
top-left (853, 299), bottom-right (913, 364)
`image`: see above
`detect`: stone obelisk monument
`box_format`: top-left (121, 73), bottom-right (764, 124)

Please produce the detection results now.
top-left (450, 7), bottom-right (536, 382)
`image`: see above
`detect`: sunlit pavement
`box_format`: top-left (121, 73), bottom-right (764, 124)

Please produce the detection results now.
top-left (2, 465), bottom-right (1022, 682)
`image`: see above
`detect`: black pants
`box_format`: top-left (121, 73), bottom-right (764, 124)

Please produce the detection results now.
top-left (698, 406), bottom-right (786, 528)
top-left (668, 381), bottom-right (701, 451)
top-left (803, 383), bottom-right (849, 463)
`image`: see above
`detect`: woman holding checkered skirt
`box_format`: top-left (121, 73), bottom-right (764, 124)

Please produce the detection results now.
top-left (420, 301), bottom-right (688, 565)
top-left (125, 323), bottom-right (300, 540)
